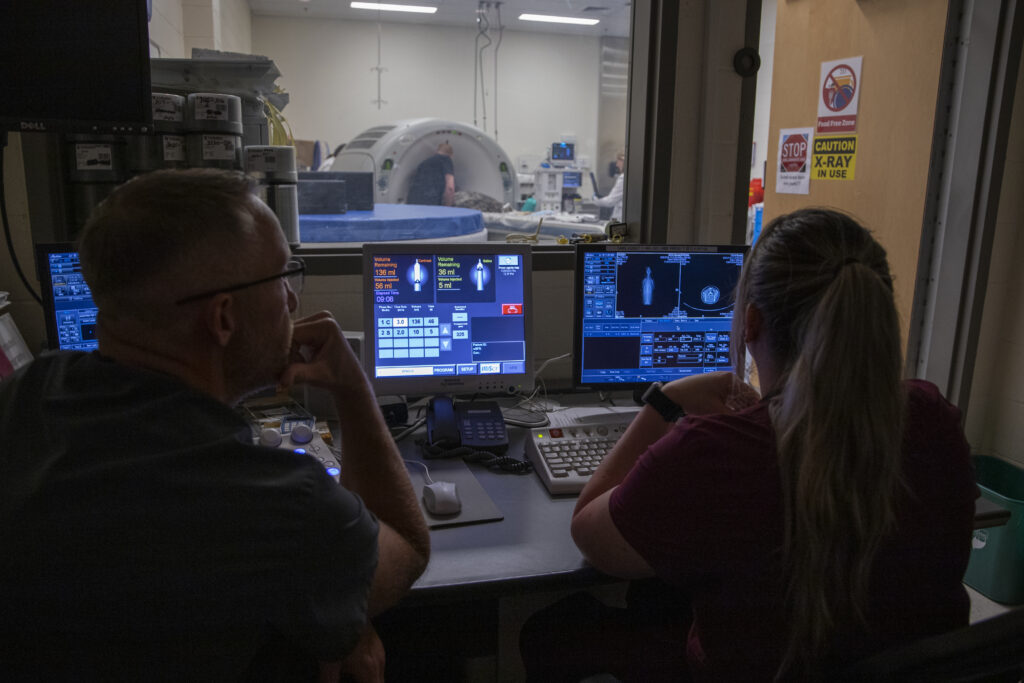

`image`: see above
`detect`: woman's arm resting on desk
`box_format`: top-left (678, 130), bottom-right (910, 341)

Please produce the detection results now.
top-left (571, 372), bottom-right (759, 578)
top-left (571, 405), bottom-right (670, 578)
top-left (572, 488), bottom-right (654, 579)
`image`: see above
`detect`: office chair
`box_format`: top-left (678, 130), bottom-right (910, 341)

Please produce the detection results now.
top-left (838, 606), bottom-right (1024, 682)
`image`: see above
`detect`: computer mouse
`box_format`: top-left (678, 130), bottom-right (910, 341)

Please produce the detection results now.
top-left (422, 481), bottom-right (462, 516)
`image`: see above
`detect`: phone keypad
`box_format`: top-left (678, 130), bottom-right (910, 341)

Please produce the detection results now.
top-left (459, 417), bottom-right (509, 453)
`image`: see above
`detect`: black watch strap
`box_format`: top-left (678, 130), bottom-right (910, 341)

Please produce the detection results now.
top-left (641, 381), bottom-right (685, 422)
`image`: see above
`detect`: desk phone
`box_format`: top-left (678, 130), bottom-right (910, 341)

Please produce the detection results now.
top-left (426, 396), bottom-right (510, 453)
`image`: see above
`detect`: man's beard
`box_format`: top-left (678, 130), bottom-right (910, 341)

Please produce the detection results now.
top-left (223, 313), bottom-right (293, 405)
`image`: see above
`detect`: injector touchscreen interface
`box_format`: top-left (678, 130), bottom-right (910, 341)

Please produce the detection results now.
top-left (363, 243), bottom-right (533, 396)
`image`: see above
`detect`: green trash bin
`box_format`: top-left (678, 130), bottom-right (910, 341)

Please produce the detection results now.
top-left (963, 455), bottom-right (1024, 605)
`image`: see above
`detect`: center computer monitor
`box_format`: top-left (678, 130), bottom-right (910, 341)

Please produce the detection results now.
top-left (573, 243), bottom-right (747, 389)
top-left (363, 243), bottom-right (533, 397)
top-left (35, 243), bottom-right (100, 352)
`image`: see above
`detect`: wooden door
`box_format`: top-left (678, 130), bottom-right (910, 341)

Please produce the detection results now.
top-left (763, 0), bottom-right (949, 335)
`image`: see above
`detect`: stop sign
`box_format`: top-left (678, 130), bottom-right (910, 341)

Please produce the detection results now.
top-left (780, 135), bottom-right (808, 173)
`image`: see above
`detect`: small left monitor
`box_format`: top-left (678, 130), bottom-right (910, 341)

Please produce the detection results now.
top-left (35, 243), bottom-right (99, 352)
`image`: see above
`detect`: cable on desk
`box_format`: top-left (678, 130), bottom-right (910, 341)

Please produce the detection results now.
top-left (403, 458), bottom-right (435, 484)
top-left (391, 417), bottom-right (426, 442)
top-left (510, 351), bottom-right (572, 417)
top-left (416, 440), bottom-right (534, 474)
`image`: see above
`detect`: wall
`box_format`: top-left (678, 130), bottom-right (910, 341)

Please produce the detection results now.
top-left (217, 0), bottom-right (252, 55)
top-left (251, 16), bottom-right (604, 184)
top-left (966, 46), bottom-right (1024, 468)
top-left (149, 0), bottom-right (186, 58)
top-left (138, 0), bottom-right (251, 61)
top-left (181, 0), bottom-right (252, 56)
top-left (596, 36), bottom-right (630, 196)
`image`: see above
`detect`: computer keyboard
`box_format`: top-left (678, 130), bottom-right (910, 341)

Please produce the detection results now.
top-left (525, 407), bottom-right (640, 495)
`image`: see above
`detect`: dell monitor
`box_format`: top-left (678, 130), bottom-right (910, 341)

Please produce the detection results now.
top-left (573, 244), bottom-right (747, 389)
top-left (0, 0), bottom-right (152, 134)
top-left (363, 243), bottom-right (533, 397)
top-left (35, 243), bottom-right (100, 352)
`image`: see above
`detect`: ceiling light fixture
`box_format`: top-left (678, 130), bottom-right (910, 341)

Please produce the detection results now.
top-left (518, 13), bottom-right (600, 26)
top-left (350, 2), bottom-right (438, 13)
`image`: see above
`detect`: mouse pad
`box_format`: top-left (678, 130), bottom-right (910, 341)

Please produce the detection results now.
top-left (404, 458), bottom-right (504, 529)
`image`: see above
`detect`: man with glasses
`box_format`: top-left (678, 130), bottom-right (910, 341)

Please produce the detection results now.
top-left (0, 169), bottom-right (429, 681)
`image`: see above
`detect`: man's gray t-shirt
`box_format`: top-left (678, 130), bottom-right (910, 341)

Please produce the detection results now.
top-left (0, 352), bottom-right (378, 680)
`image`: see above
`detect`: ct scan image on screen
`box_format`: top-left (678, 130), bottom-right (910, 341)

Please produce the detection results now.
top-left (575, 245), bottom-right (746, 388)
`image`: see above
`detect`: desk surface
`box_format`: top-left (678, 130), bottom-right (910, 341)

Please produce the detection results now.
top-left (402, 426), bottom-right (606, 602)
top-left (398, 403), bottom-right (1010, 602)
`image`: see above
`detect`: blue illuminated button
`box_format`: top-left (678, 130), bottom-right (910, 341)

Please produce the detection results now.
top-left (293, 448), bottom-right (307, 455)
top-left (327, 467), bottom-right (341, 476)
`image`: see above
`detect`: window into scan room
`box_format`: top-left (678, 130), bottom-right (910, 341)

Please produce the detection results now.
top-left (246, 0), bottom-right (633, 245)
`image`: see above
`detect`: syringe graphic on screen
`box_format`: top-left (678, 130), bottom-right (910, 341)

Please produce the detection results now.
top-left (413, 261), bottom-right (423, 292)
top-left (642, 267), bottom-right (654, 306)
top-left (475, 259), bottom-right (485, 291)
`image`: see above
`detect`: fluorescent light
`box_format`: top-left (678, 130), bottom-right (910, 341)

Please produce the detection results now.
top-left (350, 2), bottom-right (438, 13)
top-left (518, 13), bottom-right (600, 26)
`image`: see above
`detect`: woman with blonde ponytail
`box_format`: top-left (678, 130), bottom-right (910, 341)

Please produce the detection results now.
top-left (569, 208), bottom-right (977, 681)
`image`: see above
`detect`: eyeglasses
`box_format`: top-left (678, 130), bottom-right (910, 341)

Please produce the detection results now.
top-left (175, 257), bottom-right (306, 305)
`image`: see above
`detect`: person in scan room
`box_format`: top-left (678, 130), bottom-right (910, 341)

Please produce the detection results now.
top-left (406, 142), bottom-right (456, 206)
top-left (521, 208), bottom-right (977, 682)
top-left (0, 168), bottom-right (430, 681)
top-left (591, 150), bottom-right (625, 221)
top-left (317, 142), bottom-right (346, 172)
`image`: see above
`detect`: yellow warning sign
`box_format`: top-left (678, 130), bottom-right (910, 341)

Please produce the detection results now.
top-left (811, 134), bottom-right (857, 180)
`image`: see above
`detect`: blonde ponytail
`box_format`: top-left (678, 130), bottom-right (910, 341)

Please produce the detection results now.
top-left (730, 209), bottom-right (905, 678)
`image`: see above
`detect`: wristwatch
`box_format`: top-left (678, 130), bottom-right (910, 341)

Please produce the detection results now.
top-left (641, 381), bottom-right (685, 422)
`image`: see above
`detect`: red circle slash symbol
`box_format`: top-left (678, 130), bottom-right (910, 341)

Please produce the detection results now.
top-left (823, 64), bottom-right (857, 112)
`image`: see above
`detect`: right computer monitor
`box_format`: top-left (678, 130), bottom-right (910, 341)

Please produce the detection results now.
top-left (573, 243), bottom-right (748, 389)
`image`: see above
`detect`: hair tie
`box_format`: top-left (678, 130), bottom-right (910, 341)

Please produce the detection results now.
top-left (835, 257), bottom-right (860, 276)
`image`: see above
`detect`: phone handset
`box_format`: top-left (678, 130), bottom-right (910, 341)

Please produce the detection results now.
top-left (426, 396), bottom-right (460, 448)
